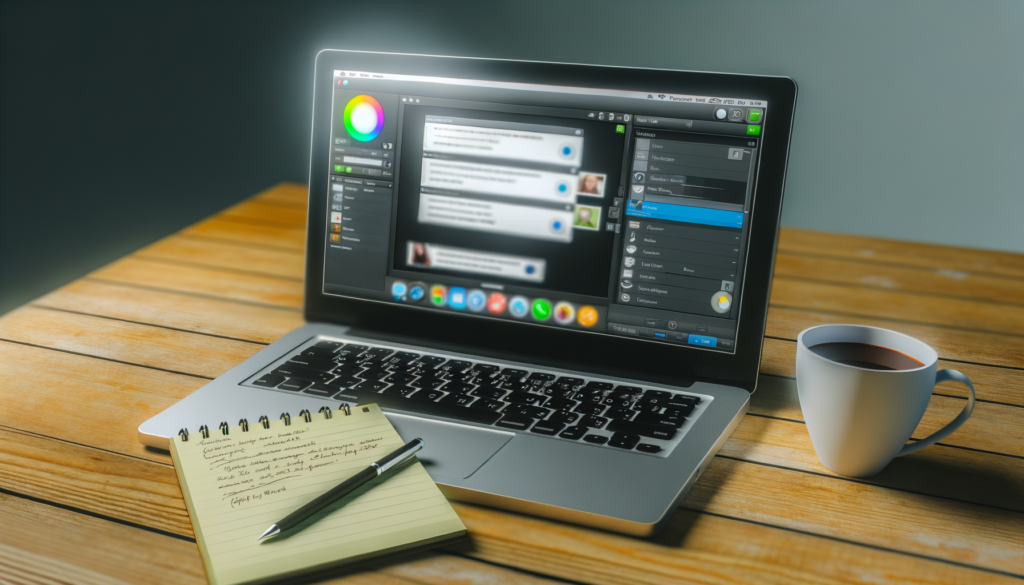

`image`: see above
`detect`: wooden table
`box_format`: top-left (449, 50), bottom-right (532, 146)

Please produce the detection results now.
top-left (2, 183), bottom-right (1022, 585)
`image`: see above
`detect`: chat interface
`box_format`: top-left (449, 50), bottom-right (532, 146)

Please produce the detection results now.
top-left (323, 71), bottom-right (768, 353)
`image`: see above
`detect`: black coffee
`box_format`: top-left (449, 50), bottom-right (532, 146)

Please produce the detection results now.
top-left (808, 342), bottom-right (924, 371)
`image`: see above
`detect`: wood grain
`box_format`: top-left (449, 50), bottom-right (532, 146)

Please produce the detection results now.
top-left (33, 279), bottom-right (304, 344)
top-left (760, 337), bottom-right (1024, 407)
top-left (770, 277), bottom-right (1024, 336)
top-left (774, 253), bottom-right (1024, 304)
top-left (778, 227), bottom-right (1024, 279)
top-left (218, 199), bottom-right (309, 227)
top-left (451, 503), bottom-right (1019, 585)
top-left (89, 256), bottom-right (303, 309)
top-left (0, 492), bottom-right (205, 585)
top-left (137, 235), bottom-right (305, 280)
top-left (179, 216), bottom-right (305, 251)
top-left (249, 181), bottom-right (309, 208)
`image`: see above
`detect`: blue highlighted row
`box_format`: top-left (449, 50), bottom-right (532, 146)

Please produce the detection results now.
top-left (625, 200), bottom-right (744, 228)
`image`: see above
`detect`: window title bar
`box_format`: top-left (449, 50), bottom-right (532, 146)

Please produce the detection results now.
top-left (334, 70), bottom-right (767, 108)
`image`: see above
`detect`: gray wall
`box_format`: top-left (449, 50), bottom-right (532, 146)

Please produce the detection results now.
top-left (2, 1), bottom-right (1022, 316)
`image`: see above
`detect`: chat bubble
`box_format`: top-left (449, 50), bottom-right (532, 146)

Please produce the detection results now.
top-left (420, 158), bottom-right (576, 203)
top-left (423, 121), bottom-right (583, 167)
top-left (406, 241), bottom-right (546, 282)
top-left (418, 193), bottom-right (574, 243)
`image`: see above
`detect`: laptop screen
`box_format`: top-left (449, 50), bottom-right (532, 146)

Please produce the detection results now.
top-left (322, 70), bottom-right (768, 354)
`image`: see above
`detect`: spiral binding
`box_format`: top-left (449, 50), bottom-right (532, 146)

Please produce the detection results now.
top-left (175, 405), bottom-right (351, 442)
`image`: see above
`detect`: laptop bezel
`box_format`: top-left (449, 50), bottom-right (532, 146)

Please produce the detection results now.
top-left (303, 50), bottom-right (797, 392)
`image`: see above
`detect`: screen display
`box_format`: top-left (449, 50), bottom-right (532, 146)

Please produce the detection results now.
top-left (322, 70), bottom-right (768, 353)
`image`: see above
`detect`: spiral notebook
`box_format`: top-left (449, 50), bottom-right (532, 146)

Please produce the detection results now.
top-left (169, 404), bottom-right (466, 585)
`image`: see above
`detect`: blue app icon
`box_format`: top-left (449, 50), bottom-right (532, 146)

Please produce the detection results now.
top-left (448, 287), bottom-right (467, 310)
top-left (467, 289), bottom-right (487, 312)
top-left (408, 282), bottom-right (426, 302)
top-left (509, 296), bottom-right (530, 318)
top-left (391, 281), bottom-right (407, 301)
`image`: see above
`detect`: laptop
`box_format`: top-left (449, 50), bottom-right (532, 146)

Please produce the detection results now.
top-left (140, 50), bottom-right (797, 536)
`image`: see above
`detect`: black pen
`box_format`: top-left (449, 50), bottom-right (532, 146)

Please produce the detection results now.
top-left (258, 437), bottom-right (425, 541)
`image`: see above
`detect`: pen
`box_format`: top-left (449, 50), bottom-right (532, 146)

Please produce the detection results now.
top-left (258, 437), bottom-right (425, 541)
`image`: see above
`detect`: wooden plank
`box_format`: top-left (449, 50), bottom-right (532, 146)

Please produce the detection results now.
top-left (0, 306), bottom-right (263, 379)
top-left (218, 199), bottom-right (308, 227)
top-left (136, 235), bottom-right (305, 280)
top-left (777, 227), bottom-right (1024, 279)
top-left (4, 428), bottom-right (1011, 585)
top-left (0, 492), bottom-right (205, 585)
top-left (0, 342), bottom-right (201, 464)
top-left (774, 252), bottom-right (1024, 303)
top-left (752, 375), bottom-right (1024, 457)
top-left (450, 502), bottom-right (1018, 585)
top-left (249, 182), bottom-right (308, 208)
top-left (770, 277), bottom-right (1024, 336)
top-left (761, 337), bottom-right (1024, 407)
top-left (88, 256), bottom-right (303, 309)
top-left (764, 306), bottom-right (1024, 369)
top-left (179, 217), bottom-right (305, 251)
top-left (33, 280), bottom-right (303, 344)
top-left (720, 415), bottom-right (1024, 512)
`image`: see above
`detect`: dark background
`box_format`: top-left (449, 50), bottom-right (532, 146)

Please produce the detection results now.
top-left (2, 1), bottom-right (1022, 316)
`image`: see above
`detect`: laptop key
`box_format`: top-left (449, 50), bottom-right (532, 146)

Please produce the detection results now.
top-left (583, 434), bottom-right (608, 444)
top-left (357, 369), bottom-right (391, 381)
top-left (665, 403), bottom-right (695, 417)
top-left (574, 403), bottom-right (607, 416)
top-left (385, 372), bottom-right (419, 385)
top-left (607, 419), bottom-right (677, 440)
top-left (361, 347), bottom-right (394, 359)
top-left (440, 360), bottom-right (473, 374)
top-left (413, 377), bottom-right (447, 390)
top-left (580, 415), bottom-right (609, 428)
top-left (502, 403), bottom-right (530, 417)
top-left (636, 444), bottom-right (662, 453)
top-left (300, 347), bottom-right (337, 359)
top-left (636, 411), bottom-right (684, 428)
top-left (303, 383), bottom-right (338, 397)
top-left (584, 381), bottom-right (613, 391)
top-left (504, 391), bottom-right (542, 405)
top-left (498, 368), bottom-right (529, 381)
top-left (495, 414), bottom-right (535, 431)
top-left (499, 380), bottom-right (531, 392)
top-left (470, 387), bottom-right (506, 400)
top-left (314, 340), bottom-right (343, 351)
top-left (410, 389), bottom-right (446, 402)
top-left (252, 374), bottom-right (286, 387)
top-left (384, 351), bottom-right (421, 367)
top-left (472, 364), bottom-right (500, 374)
top-left (669, 394), bottom-right (700, 406)
top-left (350, 379), bottom-right (390, 393)
top-left (547, 410), bottom-right (580, 425)
top-left (545, 397), bottom-right (578, 411)
top-left (605, 407), bottom-right (636, 420)
top-left (334, 386), bottom-right (384, 402)
top-left (382, 385), bottom-right (417, 397)
top-left (439, 393), bottom-right (475, 407)
top-left (416, 356), bottom-right (446, 368)
top-left (608, 432), bottom-right (641, 450)
top-left (530, 420), bottom-right (565, 436)
top-left (337, 344), bottom-right (368, 357)
top-left (328, 374), bottom-right (361, 388)
top-left (359, 393), bottom-right (502, 425)
top-left (522, 405), bottom-right (550, 419)
top-left (441, 381), bottom-right (474, 394)
top-left (470, 398), bottom-right (505, 412)
top-left (559, 426), bottom-right (587, 440)
top-left (527, 372), bottom-right (556, 382)
top-left (554, 377), bottom-right (584, 389)
top-left (278, 378), bottom-right (312, 391)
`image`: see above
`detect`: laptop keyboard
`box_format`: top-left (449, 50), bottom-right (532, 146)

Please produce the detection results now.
top-left (243, 337), bottom-right (709, 458)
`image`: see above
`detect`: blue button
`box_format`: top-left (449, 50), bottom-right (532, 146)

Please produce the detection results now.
top-left (654, 331), bottom-right (667, 339)
top-left (688, 334), bottom-right (718, 347)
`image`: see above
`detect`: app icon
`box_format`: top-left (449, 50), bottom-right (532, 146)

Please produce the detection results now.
top-left (531, 298), bottom-right (552, 321)
top-left (553, 302), bottom-right (575, 324)
top-left (577, 305), bottom-right (598, 327)
top-left (408, 282), bottom-right (426, 302)
top-left (620, 279), bottom-right (633, 289)
top-left (467, 289), bottom-right (487, 312)
top-left (430, 285), bottom-right (447, 307)
top-left (509, 296), bottom-right (530, 318)
top-left (487, 292), bottom-right (507, 315)
top-left (620, 293), bottom-right (631, 302)
top-left (747, 125), bottom-right (761, 136)
top-left (711, 291), bottom-right (733, 313)
top-left (615, 124), bottom-right (625, 133)
top-left (747, 109), bottom-right (762, 123)
top-left (624, 257), bottom-right (635, 267)
top-left (330, 234), bottom-right (340, 242)
top-left (331, 212), bottom-right (342, 223)
top-left (448, 287), bottom-right (467, 310)
top-left (331, 224), bottom-right (341, 232)
top-left (343, 95), bottom-right (384, 142)
top-left (626, 245), bottom-right (636, 254)
top-left (391, 281), bottom-right (407, 301)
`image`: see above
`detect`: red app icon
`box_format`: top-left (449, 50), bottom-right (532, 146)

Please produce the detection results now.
top-left (487, 292), bottom-right (507, 315)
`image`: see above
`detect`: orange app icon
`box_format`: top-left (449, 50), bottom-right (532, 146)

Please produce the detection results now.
top-left (330, 234), bottom-right (341, 242)
top-left (577, 305), bottom-right (598, 327)
top-left (331, 224), bottom-right (341, 232)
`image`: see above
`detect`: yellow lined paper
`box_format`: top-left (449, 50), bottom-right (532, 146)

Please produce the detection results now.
top-left (170, 404), bottom-right (465, 585)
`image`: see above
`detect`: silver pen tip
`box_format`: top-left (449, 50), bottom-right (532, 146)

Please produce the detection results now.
top-left (257, 524), bottom-right (281, 541)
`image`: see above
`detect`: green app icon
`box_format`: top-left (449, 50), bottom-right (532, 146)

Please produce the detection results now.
top-left (748, 110), bottom-right (761, 122)
top-left (346, 166), bottom-right (353, 173)
top-left (334, 164), bottom-right (343, 172)
top-left (531, 299), bottom-right (552, 320)
top-left (615, 124), bottom-right (625, 133)
top-left (747, 125), bottom-right (761, 136)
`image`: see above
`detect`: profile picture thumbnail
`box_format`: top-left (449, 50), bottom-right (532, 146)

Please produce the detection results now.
top-left (573, 205), bottom-right (601, 230)
top-left (576, 173), bottom-right (606, 196)
top-left (407, 241), bottom-right (431, 267)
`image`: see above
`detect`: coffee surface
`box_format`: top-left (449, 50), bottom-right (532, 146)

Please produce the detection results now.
top-left (808, 342), bottom-right (924, 371)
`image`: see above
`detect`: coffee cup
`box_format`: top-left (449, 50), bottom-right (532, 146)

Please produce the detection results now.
top-left (796, 324), bottom-right (975, 477)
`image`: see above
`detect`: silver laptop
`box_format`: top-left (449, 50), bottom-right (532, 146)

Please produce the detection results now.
top-left (140, 50), bottom-right (797, 536)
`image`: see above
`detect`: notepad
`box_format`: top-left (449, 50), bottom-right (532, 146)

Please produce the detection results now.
top-left (169, 404), bottom-right (466, 585)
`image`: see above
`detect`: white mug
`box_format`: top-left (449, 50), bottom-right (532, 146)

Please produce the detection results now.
top-left (795, 325), bottom-right (975, 477)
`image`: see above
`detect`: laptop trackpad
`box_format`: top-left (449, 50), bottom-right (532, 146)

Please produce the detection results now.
top-left (386, 413), bottom-right (514, 481)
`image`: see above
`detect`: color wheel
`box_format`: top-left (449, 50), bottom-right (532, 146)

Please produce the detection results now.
top-left (343, 95), bottom-right (384, 141)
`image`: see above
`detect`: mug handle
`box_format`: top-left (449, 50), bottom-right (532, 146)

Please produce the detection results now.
top-left (896, 369), bottom-right (975, 456)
